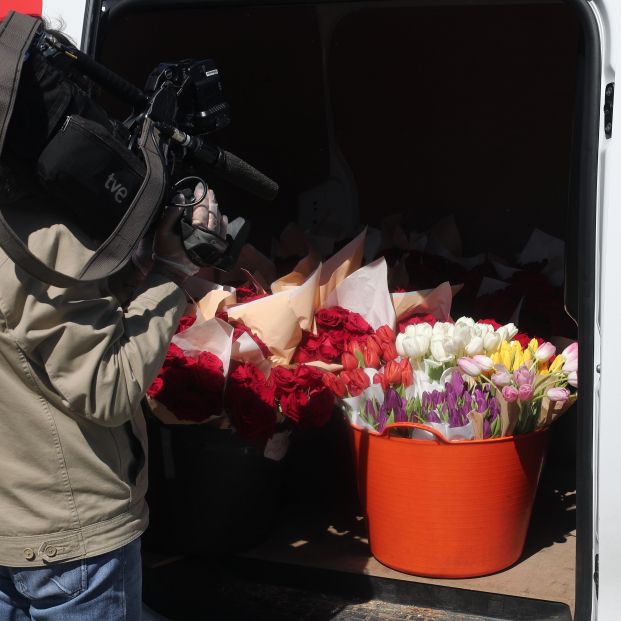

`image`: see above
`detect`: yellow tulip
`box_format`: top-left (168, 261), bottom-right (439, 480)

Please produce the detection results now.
top-left (528, 338), bottom-right (540, 352)
top-left (500, 342), bottom-right (513, 369)
top-left (549, 354), bottom-right (565, 373)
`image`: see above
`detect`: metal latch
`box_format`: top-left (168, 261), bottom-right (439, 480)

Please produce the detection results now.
top-left (604, 83), bottom-right (614, 139)
top-left (594, 553), bottom-right (599, 597)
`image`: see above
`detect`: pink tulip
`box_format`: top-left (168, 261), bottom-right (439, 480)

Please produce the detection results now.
top-left (562, 342), bottom-right (579, 361)
top-left (473, 355), bottom-right (494, 371)
top-left (518, 384), bottom-right (534, 401)
top-left (458, 357), bottom-right (482, 377)
top-left (502, 385), bottom-right (519, 403)
top-left (563, 356), bottom-right (578, 374)
top-left (546, 387), bottom-right (570, 402)
top-left (513, 365), bottom-right (535, 387)
top-left (491, 365), bottom-right (512, 387)
top-left (567, 371), bottom-right (578, 388)
top-left (534, 342), bottom-right (556, 362)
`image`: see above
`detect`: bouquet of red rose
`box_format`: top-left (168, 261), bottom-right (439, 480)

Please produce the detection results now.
top-left (147, 314), bottom-right (233, 425)
top-left (224, 363), bottom-right (335, 439)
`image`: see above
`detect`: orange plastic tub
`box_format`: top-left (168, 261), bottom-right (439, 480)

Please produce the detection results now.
top-left (350, 421), bottom-right (549, 578)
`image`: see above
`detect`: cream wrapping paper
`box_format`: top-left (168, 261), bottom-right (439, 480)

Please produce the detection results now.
top-left (323, 257), bottom-right (396, 330)
top-left (227, 266), bottom-right (322, 365)
top-left (172, 317), bottom-right (234, 375)
top-left (391, 281), bottom-right (456, 323)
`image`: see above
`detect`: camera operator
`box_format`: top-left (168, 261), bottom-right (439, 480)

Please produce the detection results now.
top-left (0, 157), bottom-right (223, 620)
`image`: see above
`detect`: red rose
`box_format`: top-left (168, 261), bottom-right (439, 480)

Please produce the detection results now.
top-left (292, 331), bottom-right (340, 364)
top-left (398, 313), bottom-right (438, 333)
top-left (270, 367), bottom-right (299, 394)
top-left (149, 347), bottom-right (225, 422)
top-left (478, 318), bottom-right (502, 330)
top-left (344, 312), bottom-right (373, 335)
top-left (164, 342), bottom-right (187, 366)
top-left (176, 314), bottom-right (197, 334)
top-left (236, 286), bottom-right (269, 304)
top-left (316, 307), bottom-right (350, 331)
top-left (147, 376), bottom-right (164, 399)
top-left (279, 387), bottom-right (333, 429)
top-left (225, 362), bottom-right (277, 441)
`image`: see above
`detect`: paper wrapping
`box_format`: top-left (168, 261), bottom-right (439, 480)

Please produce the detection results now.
top-left (537, 393), bottom-right (577, 428)
top-left (172, 317), bottom-right (234, 375)
top-left (323, 258), bottom-right (396, 330)
top-left (227, 266), bottom-right (322, 365)
top-left (391, 281), bottom-right (455, 323)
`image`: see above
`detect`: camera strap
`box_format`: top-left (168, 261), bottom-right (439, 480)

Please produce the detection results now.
top-left (0, 11), bottom-right (166, 288)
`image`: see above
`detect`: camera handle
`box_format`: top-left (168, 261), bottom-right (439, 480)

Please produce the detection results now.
top-left (170, 178), bottom-right (250, 271)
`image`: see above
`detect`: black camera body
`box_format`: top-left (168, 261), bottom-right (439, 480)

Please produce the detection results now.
top-left (144, 59), bottom-right (231, 136)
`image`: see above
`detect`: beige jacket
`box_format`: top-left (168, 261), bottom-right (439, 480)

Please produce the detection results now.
top-left (0, 191), bottom-right (186, 567)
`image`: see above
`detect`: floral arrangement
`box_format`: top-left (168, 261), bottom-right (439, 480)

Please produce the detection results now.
top-left (147, 226), bottom-right (578, 451)
top-left (320, 315), bottom-right (577, 440)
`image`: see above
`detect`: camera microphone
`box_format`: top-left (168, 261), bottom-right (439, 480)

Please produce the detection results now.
top-left (161, 125), bottom-right (279, 201)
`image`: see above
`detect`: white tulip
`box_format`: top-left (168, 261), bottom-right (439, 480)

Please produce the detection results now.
top-left (503, 323), bottom-right (519, 341)
top-left (456, 316), bottom-right (475, 328)
top-left (404, 325), bottom-right (417, 337)
top-left (430, 337), bottom-right (453, 363)
top-left (453, 323), bottom-right (471, 351)
top-left (416, 323), bottom-right (433, 339)
top-left (396, 333), bottom-right (407, 357)
top-left (406, 335), bottom-right (430, 358)
top-left (483, 331), bottom-right (502, 354)
top-left (478, 323), bottom-right (493, 335)
top-left (465, 336), bottom-right (484, 357)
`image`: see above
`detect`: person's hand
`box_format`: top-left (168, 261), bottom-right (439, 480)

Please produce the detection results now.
top-left (135, 182), bottom-right (225, 285)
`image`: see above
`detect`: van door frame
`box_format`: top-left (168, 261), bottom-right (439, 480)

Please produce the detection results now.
top-left (84, 1), bottom-right (603, 619)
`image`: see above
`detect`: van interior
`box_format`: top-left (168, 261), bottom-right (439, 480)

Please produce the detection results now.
top-left (93, 1), bottom-right (596, 619)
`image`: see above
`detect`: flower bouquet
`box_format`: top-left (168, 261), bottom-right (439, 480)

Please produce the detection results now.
top-left (317, 311), bottom-right (578, 578)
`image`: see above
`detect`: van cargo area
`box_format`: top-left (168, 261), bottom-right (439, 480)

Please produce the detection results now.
top-left (93, 1), bottom-right (591, 619)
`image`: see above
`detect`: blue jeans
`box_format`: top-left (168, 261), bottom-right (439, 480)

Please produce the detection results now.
top-left (0, 538), bottom-right (142, 621)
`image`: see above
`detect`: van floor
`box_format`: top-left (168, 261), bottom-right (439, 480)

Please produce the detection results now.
top-left (238, 459), bottom-right (576, 617)
top-left (143, 454), bottom-right (575, 621)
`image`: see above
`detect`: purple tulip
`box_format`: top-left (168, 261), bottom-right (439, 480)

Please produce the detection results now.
top-left (546, 387), bottom-right (570, 403)
top-left (502, 385), bottom-right (519, 403)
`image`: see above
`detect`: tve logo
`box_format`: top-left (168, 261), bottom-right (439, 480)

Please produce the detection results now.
top-left (105, 173), bottom-right (128, 204)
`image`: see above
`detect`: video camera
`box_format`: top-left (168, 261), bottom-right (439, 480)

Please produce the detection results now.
top-left (0, 12), bottom-right (278, 284)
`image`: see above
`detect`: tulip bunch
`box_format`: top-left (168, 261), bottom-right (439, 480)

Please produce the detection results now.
top-left (456, 339), bottom-right (578, 435)
top-left (326, 315), bottom-right (579, 441)
top-left (396, 317), bottom-right (518, 364)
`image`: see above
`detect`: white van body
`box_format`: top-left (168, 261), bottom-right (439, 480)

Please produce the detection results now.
top-left (4, 0), bottom-right (616, 619)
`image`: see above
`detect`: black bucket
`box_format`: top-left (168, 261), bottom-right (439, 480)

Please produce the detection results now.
top-left (144, 412), bottom-right (285, 557)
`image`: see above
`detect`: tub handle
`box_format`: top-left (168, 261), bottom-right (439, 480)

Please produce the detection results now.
top-left (381, 422), bottom-right (452, 443)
